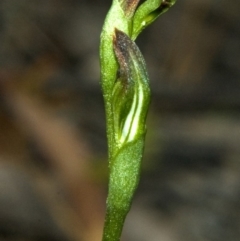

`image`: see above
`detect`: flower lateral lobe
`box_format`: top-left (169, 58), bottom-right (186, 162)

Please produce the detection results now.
top-left (132, 0), bottom-right (177, 39)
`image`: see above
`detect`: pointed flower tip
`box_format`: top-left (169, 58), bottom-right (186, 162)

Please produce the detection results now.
top-left (113, 29), bottom-right (130, 69)
top-left (161, 0), bottom-right (177, 8)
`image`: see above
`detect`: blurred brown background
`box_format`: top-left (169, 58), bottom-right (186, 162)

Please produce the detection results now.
top-left (0, 0), bottom-right (240, 241)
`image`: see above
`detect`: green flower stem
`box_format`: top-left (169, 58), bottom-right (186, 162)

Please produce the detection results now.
top-left (103, 26), bottom-right (150, 241)
top-left (102, 137), bottom-right (145, 241)
top-left (100, 1), bottom-right (177, 241)
top-left (102, 29), bottom-right (150, 241)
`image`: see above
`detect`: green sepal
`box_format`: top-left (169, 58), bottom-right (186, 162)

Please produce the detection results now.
top-left (100, 0), bottom-right (130, 158)
top-left (132, 0), bottom-right (177, 40)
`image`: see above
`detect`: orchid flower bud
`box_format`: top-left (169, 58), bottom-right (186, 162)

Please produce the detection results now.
top-left (112, 29), bottom-right (151, 150)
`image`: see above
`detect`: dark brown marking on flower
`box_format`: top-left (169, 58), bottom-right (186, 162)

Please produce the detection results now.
top-left (113, 28), bottom-right (148, 89)
top-left (158, 0), bottom-right (175, 12)
top-left (113, 28), bottom-right (132, 89)
top-left (120, 0), bottom-right (140, 18)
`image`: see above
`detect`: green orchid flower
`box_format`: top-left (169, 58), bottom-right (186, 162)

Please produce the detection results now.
top-left (99, 1), bottom-right (177, 241)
